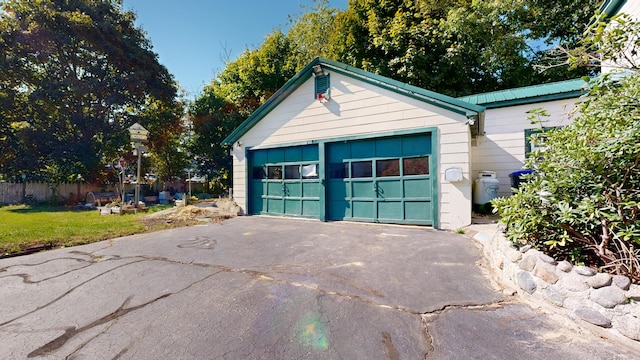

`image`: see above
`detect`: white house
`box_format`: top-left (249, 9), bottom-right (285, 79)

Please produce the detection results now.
top-left (459, 79), bottom-right (587, 197)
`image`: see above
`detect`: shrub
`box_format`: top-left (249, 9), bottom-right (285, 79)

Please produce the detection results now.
top-left (492, 72), bottom-right (640, 282)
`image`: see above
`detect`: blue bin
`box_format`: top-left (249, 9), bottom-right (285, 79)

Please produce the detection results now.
top-left (509, 170), bottom-right (536, 189)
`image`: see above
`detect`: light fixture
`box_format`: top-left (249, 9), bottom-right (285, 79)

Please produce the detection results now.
top-left (312, 64), bottom-right (325, 77)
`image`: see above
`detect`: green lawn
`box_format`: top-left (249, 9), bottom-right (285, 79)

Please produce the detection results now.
top-left (0, 204), bottom-right (171, 255)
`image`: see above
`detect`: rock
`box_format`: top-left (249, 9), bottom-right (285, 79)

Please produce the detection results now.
top-left (519, 245), bottom-right (532, 253)
top-left (517, 271), bottom-right (537, 294)
top-left (616, 315), bottom-right (640, 341)
top-left (556, 260), bottom-right (572, 273)
top-left (540, 286), bottom-right (565, 306)
top-left (533, 261), bottom-right (559, 284)
top-left (586, 273), bottom-right (612, 289)
top-left (590, 286), bottom-right (627, 308)
top-left (575, 307), bottom-right (612, 328)
top-left (561, 273), bottom-right (591, 292)
top-left (626, 286), bottom-right (640, 301)
top-left (506, 247), bottom-right (522, 263)
top-left (574, 266), bottom-right (597, 276)
top-left (612, 275), bottom-right (631, 291)
top-left (538, 253), bottom-right (556, 265)
top-left (519, 254), bottom-right (538, 272)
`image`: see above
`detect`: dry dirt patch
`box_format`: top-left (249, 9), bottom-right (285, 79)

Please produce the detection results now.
top-left (142, 198), bottom-right (242, 227)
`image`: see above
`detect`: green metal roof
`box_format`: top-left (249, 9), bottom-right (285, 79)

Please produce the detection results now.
top-left (600, 0), bottom-right (627, 17)
top-left (222, 57), bottom-right (484, 145)
top-left (457, 78), bottom-right (589, 109)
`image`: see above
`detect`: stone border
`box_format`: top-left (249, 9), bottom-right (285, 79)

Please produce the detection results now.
top-left (472, 224), bottom-right (640, 345)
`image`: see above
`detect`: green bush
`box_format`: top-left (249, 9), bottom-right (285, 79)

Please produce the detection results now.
top-left (493, 72), bottom-right (640, 282)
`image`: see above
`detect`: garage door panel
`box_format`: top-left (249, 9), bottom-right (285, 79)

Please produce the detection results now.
top-left (352, 181), bottom-right (374, 198)
top-left (302, 200), bottom-right (320, 217)
top-left (267, 198), bottom-right (283, 214)
top-left (403, 136), bottom-right (431, 157)
top-left (284, 199), bottom-right (301, 215)
top-left (302, 182), bottom-right (320, 198)
top-left (376, 137), bottom-right (402, 158)
top-left (351, 141), bottom-right (375, 159)
top-left (405, 201), bottom-right (432, 221)
top-left (404, 178), bottom-right (432, 198)
top-left (378, 201), bottom-right (403, 220)
top-left (352, 201), bottom-right (374, 219)
top-left (267, 182), bottom-right (284, 197)
top-left (377, 180), bottom-right (402, 199)
top-left (285, 182), bottom-right (302, 197)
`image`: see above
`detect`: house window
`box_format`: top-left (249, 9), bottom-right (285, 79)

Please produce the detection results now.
top-left (314, 74), bottom-right (330, 99)
top-left (525, 127), bottom-right (560, 156)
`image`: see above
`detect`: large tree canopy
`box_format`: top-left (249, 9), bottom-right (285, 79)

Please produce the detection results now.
top-left (0, 0), bottom-right (178, 183)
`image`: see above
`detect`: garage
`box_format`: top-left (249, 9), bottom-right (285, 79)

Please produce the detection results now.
top-left (224, 57), bottom-right (485, 230)
top-left (327, 133), bottom-right (435, 225)
top-left (248, 144), bottom-right (320, 218)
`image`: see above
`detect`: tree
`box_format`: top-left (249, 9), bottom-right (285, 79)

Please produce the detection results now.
top-left (331, 0), bottom-right (600, 96)
top-left (285, 0), bottom-right (342, 71)
top-left (492, 13), bottom-right (640, 283)
top-left (190, 30), bottom-right (296, 191)
top-left (0, 0), bottom-right (177, 183)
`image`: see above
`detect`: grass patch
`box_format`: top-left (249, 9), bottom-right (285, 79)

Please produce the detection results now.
top-left (0, 204), bottom-right (173, 255)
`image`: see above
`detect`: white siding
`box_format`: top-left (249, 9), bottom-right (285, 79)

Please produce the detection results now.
top-left (471, 99), bottom-right (579, 196)
top-left (231, 72), bottom-right (473, 230)
top-left (602, 2), bottom-right (640, 73)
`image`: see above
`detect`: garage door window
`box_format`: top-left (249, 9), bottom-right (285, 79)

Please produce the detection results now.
top-left (351, 161), bottom-right (372, 178)
top-left (403, 157), bottom-right (429, 175)
top-left (285, 165), bottom-right (300, 179)
top-left (376, 159), bottom-right (400, 177)
top-left (268, 166), bottom-right (282, 179)
top-left (302, 164), bottom-right (318, 179)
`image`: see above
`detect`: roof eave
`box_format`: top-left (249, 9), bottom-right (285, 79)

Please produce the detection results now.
top-left (223, 57), bottom-right (484, 145)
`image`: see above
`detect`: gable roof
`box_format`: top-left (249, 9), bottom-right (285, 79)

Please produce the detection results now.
top-left (222, 57), bottom-right (484, 145)
top-left (458, 78), bottom-right (589, 109)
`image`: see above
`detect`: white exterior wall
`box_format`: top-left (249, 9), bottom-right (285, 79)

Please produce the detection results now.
top-left (472, 99), bottom-right (579, 196)
top-left (602, 1), bottom-right (640, 73)
top-left (230, 72), bottom-right (473, 230)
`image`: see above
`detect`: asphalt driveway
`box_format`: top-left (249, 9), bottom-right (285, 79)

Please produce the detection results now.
top-left (0, 217), bottom-right (636, 359)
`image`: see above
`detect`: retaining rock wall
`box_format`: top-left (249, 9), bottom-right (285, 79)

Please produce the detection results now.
top-left (474, 225), bottom-right (640, 343)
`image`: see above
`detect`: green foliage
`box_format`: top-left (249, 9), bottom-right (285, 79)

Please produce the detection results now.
top-left (493, 72), bottom-right (640, 281)
top-left (332, 0), bottom-right (598, 96)
top-left (0, 0), bottom-right (178, 183)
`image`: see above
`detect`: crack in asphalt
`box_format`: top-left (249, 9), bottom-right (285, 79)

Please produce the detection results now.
top-left (27, 270), bottom-right (222, 358)
top-left (3, 244), bottom-right (508, 359)
top-left (419, 300), bottom-right (516, 359)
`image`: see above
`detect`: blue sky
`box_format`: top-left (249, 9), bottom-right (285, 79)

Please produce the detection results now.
top-left (121, 0), bottom-right (349, 97)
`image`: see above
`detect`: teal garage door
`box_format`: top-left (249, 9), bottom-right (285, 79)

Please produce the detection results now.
top-left (327, 134), bottom-right (434, 225)
top-left (249, 145), bottom-right (320, 218)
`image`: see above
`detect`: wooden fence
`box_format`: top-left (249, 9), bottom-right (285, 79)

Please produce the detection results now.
top-left (0, 181), bottom-right (189, 205)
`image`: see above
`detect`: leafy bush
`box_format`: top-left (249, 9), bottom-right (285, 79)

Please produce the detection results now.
top-left (492, 72), bottom-right (640, 282)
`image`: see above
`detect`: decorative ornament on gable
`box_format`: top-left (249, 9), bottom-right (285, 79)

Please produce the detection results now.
top-left (313, 64), bottom-right (331, 103)
top-left (317, 88), bottom-right (331, 102)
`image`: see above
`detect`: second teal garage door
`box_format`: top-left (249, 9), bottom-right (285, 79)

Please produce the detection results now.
top-left (327, 134), bottom-right (435, 225)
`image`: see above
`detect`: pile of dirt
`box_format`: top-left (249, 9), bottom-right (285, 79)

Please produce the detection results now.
top-left (142, 198), bottom-right (242, 227)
